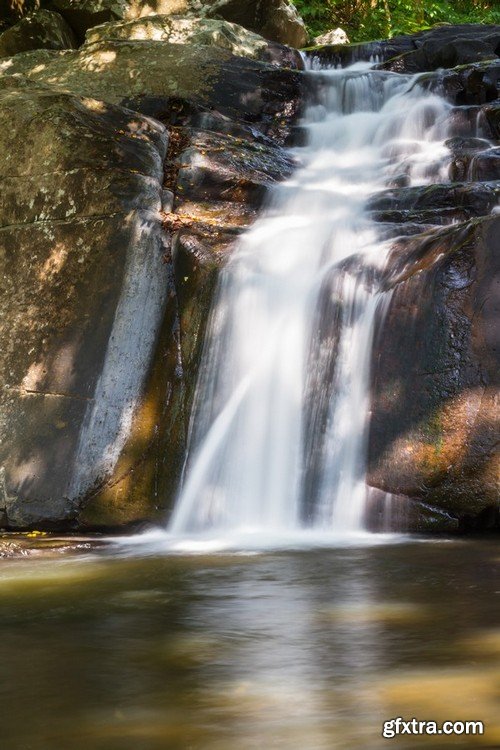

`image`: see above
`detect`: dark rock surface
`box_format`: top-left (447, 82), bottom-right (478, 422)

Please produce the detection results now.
top-left (0, 9), bottom-right (77, 56)
top-left (368, 216), bottom-right (499, 532)
top-left (308, 23), bottom-right (500, 73)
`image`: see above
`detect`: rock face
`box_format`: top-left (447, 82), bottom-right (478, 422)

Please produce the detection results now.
top-left (367, 218), bottom-right (499, 533)
top-left (0, 78), bottom-right (177, 528)
top-left (0, 9), bottom-right (77, 56)
top-left (0, 39), bottom-right (303, 117)
top-left (0, 23), bottom-right (301, 529)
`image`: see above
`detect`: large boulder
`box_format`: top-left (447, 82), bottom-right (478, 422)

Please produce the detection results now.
top-left (0, 39), bottom-right (302, 130)
top-left (203, 0), bottom-right (307, 48)
top-left (0, 9), bottom-right (77, 56)
top-left (0, 77), bottom-right (181, 528)
top-left (84, 15), bottom-right (303, 67)
top-left (0, 0), bottom-right (308, 47)
top-left (367, 216), bottom-right (500, 532)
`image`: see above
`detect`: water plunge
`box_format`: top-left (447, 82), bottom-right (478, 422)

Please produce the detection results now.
top-left (169, 64), bottom-right (452, 541)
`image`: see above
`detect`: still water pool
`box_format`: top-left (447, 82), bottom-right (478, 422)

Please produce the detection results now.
top-left (0, 537), bottom-right (498, 749)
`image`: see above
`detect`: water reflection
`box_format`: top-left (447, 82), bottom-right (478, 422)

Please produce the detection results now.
top-left (0, 540), bottom-right (498, 749)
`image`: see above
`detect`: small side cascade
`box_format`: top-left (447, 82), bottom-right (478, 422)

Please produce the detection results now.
top-left (168, 61), bottom-right (457, 542)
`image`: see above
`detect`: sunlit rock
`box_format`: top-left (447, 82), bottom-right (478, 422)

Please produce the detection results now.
top-left (0, 39), bottom-right (303, 124)
top-left (84, 14), bottom-right (303, 67)
top-left (314, 28), bottom-right (349, 46)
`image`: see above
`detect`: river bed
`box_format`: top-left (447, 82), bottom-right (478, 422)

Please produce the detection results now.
top-left (0, 537), bottom-right (498, 749)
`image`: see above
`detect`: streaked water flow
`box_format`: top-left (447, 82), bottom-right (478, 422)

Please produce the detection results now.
top-left (168, 64), bottom-right (452, 542)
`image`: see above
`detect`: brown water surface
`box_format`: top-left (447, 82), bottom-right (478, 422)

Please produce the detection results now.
top-left (0, 537), bottom-right (498, 749)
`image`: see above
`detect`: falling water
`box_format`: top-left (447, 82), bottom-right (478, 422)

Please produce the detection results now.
top-left (168, 64), bottom-right (452, 541)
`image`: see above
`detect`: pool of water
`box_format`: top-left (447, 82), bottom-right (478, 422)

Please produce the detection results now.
top-left (0, 537), bottom-right (498, 749)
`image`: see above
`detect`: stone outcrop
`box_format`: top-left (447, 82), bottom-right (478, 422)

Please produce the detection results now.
top-left (0, 39), bottom-right (303, 118)
top-left (308, 23), bottom-right (500, 72)
top-left (0, 22), bottom-right (301, 529)
top-left (368, 217), bottom-right (499, 533)
top-left (0, 78), bottom-right (178, 528)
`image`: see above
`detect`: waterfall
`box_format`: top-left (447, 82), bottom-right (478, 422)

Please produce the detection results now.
top-left (168, 64), bottom-right (452, 542)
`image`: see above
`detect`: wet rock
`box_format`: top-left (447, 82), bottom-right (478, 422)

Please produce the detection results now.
top-left (447, 137), bottom-right (500, 182)
top-left (162, 120), bottom-right (294, 419)
top-left (171, 229), bottom-right (231, 411)
top-left (309, 24), bottom-right (500, 72)
top-left (368, 182), bottom-right (500, 222)
top-left (368, 216), bottom-right (500, 528)
top-left (365, 487), bottom-right (460, 533)
top-left (175, 128), bottom-right (295, 205)
top-left (0, 532), bottom-right (108, 557)
top-left (0, 9), bottom-right (77, 56)
top-left (381, 37), bottom-right (498, 74)
top-left (0, 78), bottom-right (182, 529)
top-left (420, 59), bottom-right (500, 106)
top-left (482, 103), bottom-right (500, 140)
top-left (84, 15), bottom-right (304, 68)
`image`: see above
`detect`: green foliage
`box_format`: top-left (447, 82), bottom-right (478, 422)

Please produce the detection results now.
top-left (294, 0), bottom-right (500, 42)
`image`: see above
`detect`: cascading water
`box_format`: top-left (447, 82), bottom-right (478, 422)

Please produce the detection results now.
top-left (168, 63), bottom-right (452, 544)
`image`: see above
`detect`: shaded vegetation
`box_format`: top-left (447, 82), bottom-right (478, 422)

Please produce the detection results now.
top-left (294, 0), bottom-right (500, 41)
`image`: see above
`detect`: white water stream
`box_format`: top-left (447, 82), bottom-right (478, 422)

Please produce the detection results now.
top-left (167, 64), bottom-right (452, 545)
